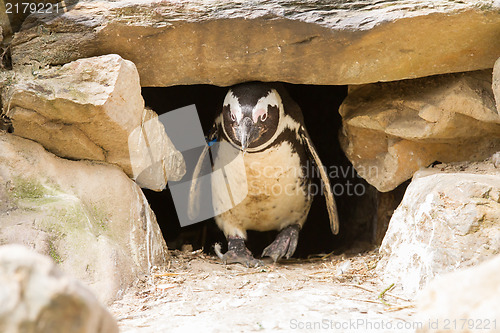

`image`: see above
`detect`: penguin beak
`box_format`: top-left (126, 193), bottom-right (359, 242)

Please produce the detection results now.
top-left (238, 117), bottom-right (257, 152)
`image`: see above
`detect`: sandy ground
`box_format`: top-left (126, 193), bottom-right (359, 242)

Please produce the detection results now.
top-left (110, 248), bottom-right (420, 333)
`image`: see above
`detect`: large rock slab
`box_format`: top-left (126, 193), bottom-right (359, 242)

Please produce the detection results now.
top-left (2, 54), bottom-right (185, 191)
top-left (377, 159), bottom-right (500, 297)
top-left (340, 70), bottom-right (500, 192)
top-left (0, 244), bottom-right (118, 333)
top-left (416, 254), bottom-right (500, 333)
top-left (0, 133), bottom-right (168, 304)
top-left (10, 0), bottom-right (500, 87)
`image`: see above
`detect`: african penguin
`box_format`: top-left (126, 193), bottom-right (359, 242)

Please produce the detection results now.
top-left (189, 82), bottom-right (338, 267)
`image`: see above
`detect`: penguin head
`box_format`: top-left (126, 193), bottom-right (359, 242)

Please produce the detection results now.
top-left (221, 83), bottom-right (283, 152)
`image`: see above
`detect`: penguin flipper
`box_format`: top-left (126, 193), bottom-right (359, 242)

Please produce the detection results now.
top-left (299, 126), bottom-right (339, 235)
top-left (187, 126), bottom-right (217, 220)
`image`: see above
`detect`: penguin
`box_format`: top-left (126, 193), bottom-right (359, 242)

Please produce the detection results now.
top-left (0, 115), bottom-right (13, 133)
top-left (189, 82), bottom-right (338, 267)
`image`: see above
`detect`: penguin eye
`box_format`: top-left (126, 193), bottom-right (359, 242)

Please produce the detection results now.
top-left (260, 112), bottom-right (268, 122)
top-left (230, 113), bottom-right (236, 121)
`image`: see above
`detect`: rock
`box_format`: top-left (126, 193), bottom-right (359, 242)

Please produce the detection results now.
top-left (373, 182), bottom-right (408, 245)
top-left (11, 0), bottom-right (500, 87)
top-left (494, 57), bottom-right (500, 112)
top-left (0, 244), bottom-right (118, 333)
top-left (2, 54), bottom-right (185, 191)
top-left (416, 254), bottom-right (500, 333)
top-left (0, 4), bottom-right (12, 40)
top-left (377, 162), bottom-right (500, 296)
top-left (493, 152), bottom-right (500, 168)
top-left (340, 70), bottom-right (500, 192)
top-left (0, 133), bottom-right (168, 304)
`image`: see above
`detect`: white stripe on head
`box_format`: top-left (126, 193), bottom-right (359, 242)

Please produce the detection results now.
top-left (252, 89), bottom-right (281, 123)
top-left (223, 90), bottom-right (243, 123)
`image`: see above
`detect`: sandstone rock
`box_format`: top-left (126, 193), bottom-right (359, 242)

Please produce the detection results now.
top-left (2, 54), bottom-right (185, 191)
top-left (378, 162), bottom-right (500, 297)
top-left (416, 254), bottom-right (500, 333)
top-left (0, 1), bottom-right (12, 39)
top-left (0, 244), bottom-right (118, 333)
top-left (11, 0), bottom-right (500, 87)
top-left (340, 70), bottom-right (500, 192)
top-left (494, 57), bottom-right (500, 112)
top-left (0, 133), bottom-right (168, 304)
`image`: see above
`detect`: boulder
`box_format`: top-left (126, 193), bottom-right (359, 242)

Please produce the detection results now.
top-left (416, 254), bottom-right (500, 333)
top-left (340, 70), bottom-right (500, 192)
top-left (377, 160), bottom-right (500, 297)
top-left (2, 54), bottom-right (185, 191)
top-left (11, 0), bottom-right (500, 87)
top-left (0, 133), bottom-right (168, 304)
top-left (0, 244), bottom-right (118, 333)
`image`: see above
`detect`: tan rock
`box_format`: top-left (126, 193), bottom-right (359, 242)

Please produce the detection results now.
top-left (494, 151), bottom-right (500, 168)
top-left (0, 244), bottom-right (119, 333)
top-left (11, 0), bottom-right (500, 87)
top-left (2, 54), bottom-right (185, 190)
top-left (340, 70), bottom-right (500, 192)
top-left (0, 0), bottom-right (12, 38)
top-left (0, 133), bottom-right (168, 304)
top-left (416, 254), bottom-right (500, 333)
top-left (378, 163), bottom-right (500, 297)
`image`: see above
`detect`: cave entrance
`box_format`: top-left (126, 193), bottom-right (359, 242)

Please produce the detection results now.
top-left (141, 84), bottom-right (404, 258)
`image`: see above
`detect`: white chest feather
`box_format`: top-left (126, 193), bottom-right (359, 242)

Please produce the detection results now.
top-left (212, 141), bottom-right (311, 237)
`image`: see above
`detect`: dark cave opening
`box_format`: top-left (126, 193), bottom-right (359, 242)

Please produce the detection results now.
top-left (141, 83), bottom-right (400, 258)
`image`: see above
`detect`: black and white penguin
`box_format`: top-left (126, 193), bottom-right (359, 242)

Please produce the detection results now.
top-left (0, 115), bottom-right (13, 133)
top-left (189, 82), bottom-right (338, 267)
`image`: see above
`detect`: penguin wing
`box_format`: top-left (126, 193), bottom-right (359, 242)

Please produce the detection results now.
top-left (299, 126), bottom-right (339, 235)
top-left (187, 125), bottom-right (217, 220)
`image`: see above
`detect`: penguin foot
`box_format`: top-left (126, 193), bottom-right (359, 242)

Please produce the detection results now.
top-left (215, 237), bottom-right (263, 268)
top-left (262, 224), bottom-right (300, 262)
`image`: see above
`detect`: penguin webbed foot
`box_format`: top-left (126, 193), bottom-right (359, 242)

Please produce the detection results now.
top-left (215, 237), bottom-right (263, 268)
top-left (262, 224), bottom-right (300, 262)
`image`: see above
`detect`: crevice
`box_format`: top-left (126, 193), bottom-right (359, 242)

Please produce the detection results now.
top-left (141, 83), bottom-right (402, 258)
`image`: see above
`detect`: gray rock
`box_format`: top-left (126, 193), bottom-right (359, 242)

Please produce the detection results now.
top-left (0, 133), bottom-right (168, 304)
top-left (416, 254), bottom-right (500, 333)
top-left (378, 163), bottom-right (500, 296)
top-left (11, 0), bottom-right (500, 87)
top-left (340, 70), bottom-right (500, 192)
top-left (0, 244), bottom-right (118, 333)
